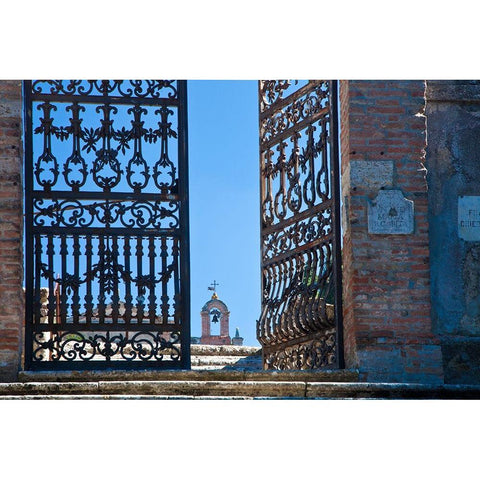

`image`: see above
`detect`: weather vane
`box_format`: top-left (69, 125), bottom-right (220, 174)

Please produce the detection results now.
top-left (208, 280), bottom-right (220, 293)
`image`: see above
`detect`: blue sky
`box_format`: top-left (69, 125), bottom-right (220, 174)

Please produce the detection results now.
top-left (188, 80), bottom-right (261, 345)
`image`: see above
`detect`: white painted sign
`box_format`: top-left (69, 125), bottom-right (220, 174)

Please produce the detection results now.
top-left (458, 196), bottom-right (480, 241)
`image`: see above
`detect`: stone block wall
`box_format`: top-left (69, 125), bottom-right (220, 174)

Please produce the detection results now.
top-left (0, 81), bottom-right (24, 381)
top-left (340, 80), bottom-right (444, 383)
top-left (426, 81), bottom-right (480, 384)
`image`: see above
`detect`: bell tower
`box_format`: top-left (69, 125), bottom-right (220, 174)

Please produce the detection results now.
top-left (200, 281), bottom-right (231, 345)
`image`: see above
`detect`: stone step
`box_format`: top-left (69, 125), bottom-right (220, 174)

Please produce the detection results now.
top-left (19, 368), bottom-right (359, 383)
top-left (190, 345), bottom-right (263, 370)
top-left (191, 365), bottom-right (235, 371)
top-left (4, 378), bottom-right (480, 399)
top-left (190, 345), bottom-right (261, 356)
top-left (191, 355), bottom-right (262, 367)
top-left (0, 395), bottom-right (268, 400)
top-left (192, 355), bottom-right (262, 371)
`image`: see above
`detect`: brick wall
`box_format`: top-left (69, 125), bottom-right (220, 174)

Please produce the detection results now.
top-left (0, 81), bottom-right (24, 381)
top-left (340, 80), bottom-right (444, 383)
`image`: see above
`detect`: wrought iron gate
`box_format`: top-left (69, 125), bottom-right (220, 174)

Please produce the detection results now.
top-left (257, 80), bottom-right (344, 370)
top-left (24, 80), bottom-right (190, 370)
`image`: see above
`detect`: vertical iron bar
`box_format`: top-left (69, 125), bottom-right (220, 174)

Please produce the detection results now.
top-left (72, 235), bottom-right (80, 324)
top-left (98, 234), bottom-right (106, 324)
top-left (177, 80), bottom-right (191, 369)
top-left (160, 236), bottom-right (168, 324)
top-left (111, 235), bottom-right (120, 324)
top-left (60, 234), bottom-right (68, 324)
top-left (136, 236), bottom-right (144, 323)
top-left (172, 237), bottom-right (180, 326)
top-left (23, 81), bottom-right (34, 369)
top-left (148, 235), bottom-right (156, 324)
top-left (258, 81), bottom-right (266, 368)
top-left (329, 80), bottom-right (345, 369)
top-left (124, 236), bottom-right (132, 325)
top-left (85, 235), bottom-right (93, 326)
top-left (47, 235), bottom-right (55, 324)
top-left (34, 234), bottom-right (42, 323)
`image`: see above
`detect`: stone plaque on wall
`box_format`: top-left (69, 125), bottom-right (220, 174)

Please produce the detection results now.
top-left (350, 160), bottom-right (394, 190)
top-left (368, 190), bottom-right (414, 234)
top-left (458, 196), bottom-right (480, 241)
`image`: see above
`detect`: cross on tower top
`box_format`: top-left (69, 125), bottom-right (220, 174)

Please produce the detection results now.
top-left (208, 280), bottom-right (220, 299)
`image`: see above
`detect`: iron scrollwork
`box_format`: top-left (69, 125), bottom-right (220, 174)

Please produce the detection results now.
top-left (257, 80), bottom-right (343, 370)
top-left (263, 330), bottom-right (336, 370)
top-left (32, 97), bottom-right (179, 195)
top-left (33, 331), bottom-right (181, 363)
top-left (31, 80), bottom-right (178, 99)
top-left (24, 80), bottom-right (189, 370)
top-left (33, 198), bottom-right (180, 229)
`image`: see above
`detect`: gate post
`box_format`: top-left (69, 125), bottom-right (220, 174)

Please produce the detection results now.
top-left (0, 80), bottom-right (24, 381)
top-left (339, 80), bottom-right (444, 383)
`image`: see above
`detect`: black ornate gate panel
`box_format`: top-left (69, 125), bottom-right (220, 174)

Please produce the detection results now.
top-left (257, 80), bottom-right (343, 370)
top-left (24, 80), bottom-right (190, 370)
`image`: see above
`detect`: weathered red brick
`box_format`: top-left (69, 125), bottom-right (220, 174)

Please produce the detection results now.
top-left (0, 80), bottom-right (23, 381)
top-left (340, 80), bottom-right (442, 383)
